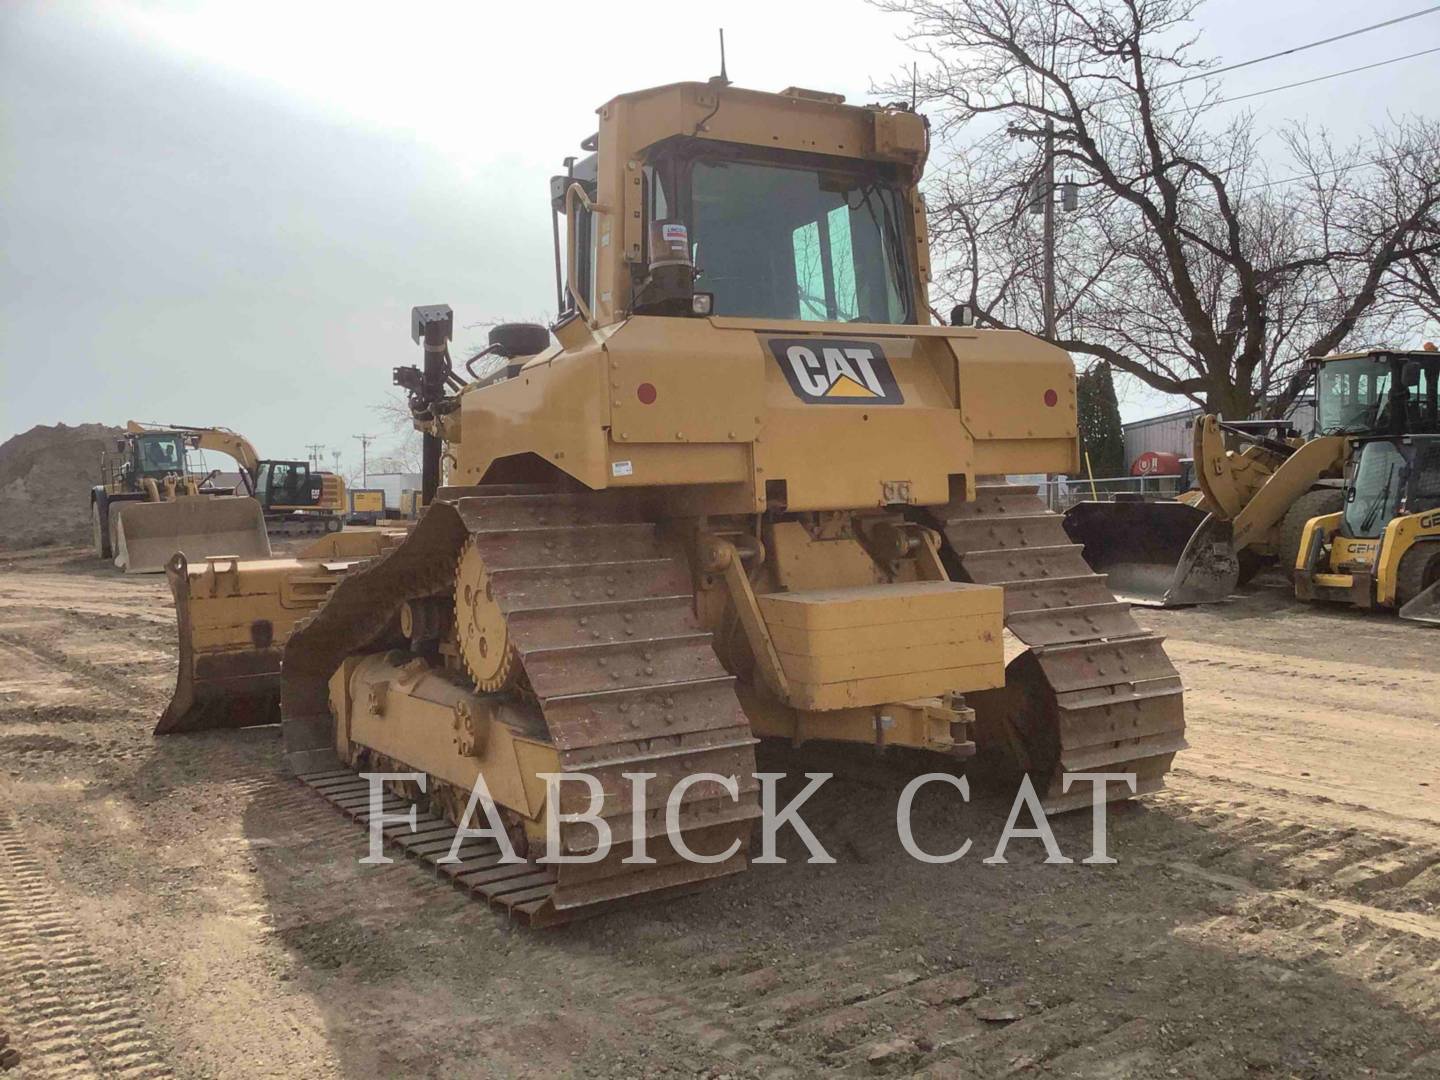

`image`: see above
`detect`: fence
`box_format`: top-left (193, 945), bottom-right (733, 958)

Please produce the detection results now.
top-left (1023, 474), bottom-right (1187, 513)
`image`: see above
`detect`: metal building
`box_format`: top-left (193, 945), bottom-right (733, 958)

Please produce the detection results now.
top-left (1122, 397), bottom-right (1316, 472)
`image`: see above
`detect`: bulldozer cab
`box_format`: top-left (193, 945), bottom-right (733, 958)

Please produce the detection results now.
top-left (630, 137), bottom-right (915, 323)
top-left (548, 83), bottom-right (930, 334)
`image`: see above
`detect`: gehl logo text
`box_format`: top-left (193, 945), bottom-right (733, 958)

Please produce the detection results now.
top-left (769, 338), bottom-right (904, 406)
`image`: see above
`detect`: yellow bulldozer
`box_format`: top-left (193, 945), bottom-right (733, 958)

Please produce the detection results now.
top-left (1064, 349), bottom-right (1440, 605)
top-left (91, 422), bottom-right (346, 572)
top-left (157, 80), bottom-right (1187, 925)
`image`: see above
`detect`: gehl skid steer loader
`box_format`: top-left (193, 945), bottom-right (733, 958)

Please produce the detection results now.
top-left (1293, 355), bottom-right (1440, 623)
top-left (164, 80), bottom-right (1189, 925)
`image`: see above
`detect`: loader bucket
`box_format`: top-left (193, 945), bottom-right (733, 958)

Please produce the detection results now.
top-left (1399, 579), bottom-right (1440, 626)
top-left (1063, 499), bottom-right (1238, 606)
top-left (114, 496), bottom-right (271, 574)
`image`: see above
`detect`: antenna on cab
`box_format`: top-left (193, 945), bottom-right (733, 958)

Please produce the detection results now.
top-left (711, 29), bottom-right (731, 87)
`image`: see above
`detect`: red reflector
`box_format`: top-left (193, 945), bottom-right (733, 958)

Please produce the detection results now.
top-left (1043, 389), bottom-right (1058, 407)
top-left (637, 383), bottom-right (657, 405)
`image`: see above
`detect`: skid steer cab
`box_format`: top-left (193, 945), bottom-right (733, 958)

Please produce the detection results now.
top-left (1294, 433), bottom-right (1440, 622)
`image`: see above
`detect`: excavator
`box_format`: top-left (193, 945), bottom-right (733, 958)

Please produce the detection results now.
top-left (163, 79), bottom-right (1189, 926)
top-left (1064, 348), bottom-right (1440, 605)
top-left (139, 423), bottom-right (348, 536)
top-left (92, 422), bottom-right (345, 572)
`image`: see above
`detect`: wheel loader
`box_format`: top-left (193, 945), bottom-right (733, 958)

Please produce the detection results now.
top-left (92, 423), bottom-right (272, 573)
top-left (92, 423), bottom-right (346, 572)
top-left (1064, 349), bottom-right (1440, 606)
top-left (202, 79), bottom-right (1191, 926)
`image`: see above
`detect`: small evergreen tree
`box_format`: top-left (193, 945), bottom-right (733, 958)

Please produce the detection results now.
top-left (1076, 361), bottom-right (1126, 478)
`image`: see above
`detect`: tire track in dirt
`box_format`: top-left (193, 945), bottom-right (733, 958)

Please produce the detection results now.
top-left (1145, 791), bottom-right (1440, 1027)
top-left (1159, 637), bottom-right (1440, 835)
top-left (0, 814), bottom-right (173, 1079)
top-left (0, 636), bottom-right (150, 713)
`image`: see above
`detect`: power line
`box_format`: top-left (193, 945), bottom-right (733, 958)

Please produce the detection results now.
top-left (1078, 47), bottom-right (1440, 141)
top-left (1211, 46), bottom-right (1440, 107)
top-left (1165, 5), bottom-right (1440, 87)
top-left (1247, 150), bottom-right (1414, 191)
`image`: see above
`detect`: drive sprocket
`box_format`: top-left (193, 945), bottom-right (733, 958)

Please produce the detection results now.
top-left (454, 535), bottom-right (516, 692)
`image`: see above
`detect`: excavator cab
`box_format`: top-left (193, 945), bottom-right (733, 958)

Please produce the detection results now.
top-left (256, 460), bottom-right (321, 508)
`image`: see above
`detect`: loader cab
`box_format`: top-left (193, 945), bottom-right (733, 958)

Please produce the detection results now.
top-left (134, 433), bottom-right (186, 478)
top-left (1314, 351), bottom-right (1440, 438)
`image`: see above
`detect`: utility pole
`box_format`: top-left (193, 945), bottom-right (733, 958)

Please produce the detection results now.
top-left (1009, 118), bottom-right (1077, 341)
top-left (1042, 118), bottom-right (1056, 340)
top-left (353, 434), bottom-right (377, 486)
top-left (305, 443), bottom-right (325, 470)
top-left (331, 449), bottom-right (342, 475)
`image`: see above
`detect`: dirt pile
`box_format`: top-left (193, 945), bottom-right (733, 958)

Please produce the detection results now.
top-left (0, 423), bottom-right (121, 550)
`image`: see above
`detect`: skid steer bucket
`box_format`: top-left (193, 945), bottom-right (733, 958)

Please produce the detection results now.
top-left (1063, 499), bottom-right (1238, 606)
top-left (157, 532), bottom-right (406, 734)
top-left (1399, 579), bottom-right (1440, 625)
top-left (113, 496), bottom-right (271, 574)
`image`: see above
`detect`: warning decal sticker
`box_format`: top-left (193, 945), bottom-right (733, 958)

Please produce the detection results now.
top-left (768, 338), bottom-right (904, 405)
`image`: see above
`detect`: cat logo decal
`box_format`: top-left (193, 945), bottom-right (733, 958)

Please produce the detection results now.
top-left (769, 339), bottom-right (904, 405)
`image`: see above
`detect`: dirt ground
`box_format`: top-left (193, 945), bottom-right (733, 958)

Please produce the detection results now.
top-left (0, 545), bottom-right (1436, 1080)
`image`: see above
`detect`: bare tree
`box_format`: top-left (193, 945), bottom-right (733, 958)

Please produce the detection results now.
top-left (370, 391), bottom-right (423, 474)
top-left (875, 0), bottom-right (1440, 416)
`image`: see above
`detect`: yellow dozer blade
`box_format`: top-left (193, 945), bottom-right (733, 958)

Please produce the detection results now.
top-left (156, 529), bottom-right (407, 734)
top-left (113, 496), bottom-right (271, 574)
top-left (1399, 578), bottom-right (1440, 625)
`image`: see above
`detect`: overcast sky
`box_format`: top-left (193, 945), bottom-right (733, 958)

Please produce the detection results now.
top-left (4, 0), bottom-right (1439, 472)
